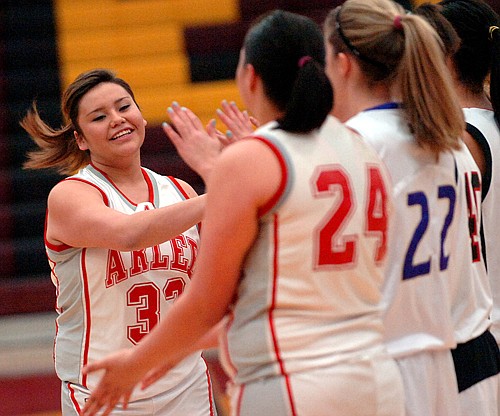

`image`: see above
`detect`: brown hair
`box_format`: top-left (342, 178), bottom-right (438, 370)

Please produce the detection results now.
top-left (325, 0), bottom-right (464, 156)
top-left (21, 69), bottom-right (138, 175)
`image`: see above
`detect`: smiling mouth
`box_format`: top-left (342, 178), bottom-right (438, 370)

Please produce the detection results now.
top-left (111, 129), bottom-right (132, 140)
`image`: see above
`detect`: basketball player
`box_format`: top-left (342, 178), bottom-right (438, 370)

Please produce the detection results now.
top-left (81, 10), bottom-right (404, 416)
top-left (324, 0), bottom-right (468, 414)
top-left (21, 69), bottom-right (217, 415)
top-left (438, 0), bottom-right (500, 412)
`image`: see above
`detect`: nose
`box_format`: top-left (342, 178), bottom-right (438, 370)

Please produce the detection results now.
top-left (110, 112), bottom-right (126, 127)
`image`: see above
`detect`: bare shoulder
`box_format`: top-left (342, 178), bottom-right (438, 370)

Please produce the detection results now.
top-left (48, 178), bottom-right (107, 209)
top-left (209, 138), bottom-right (283, 207)
top-left (170, 178), bottom-right (199, 198)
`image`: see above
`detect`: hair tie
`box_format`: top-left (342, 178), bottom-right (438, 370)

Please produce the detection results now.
top-left (298, 56), bottom-right (312, 68)
top-left (335, 5), bottom-right (388, 70)
top-left (393, 15), bottom-right (404, 31)
top-left (489, 25), bottom-right (499, 41)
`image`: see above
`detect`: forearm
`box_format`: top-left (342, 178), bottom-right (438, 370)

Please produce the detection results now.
top-left (115, 194), bottom-right (205, 251)
top-left (129, 286), bottom-right (219, 374)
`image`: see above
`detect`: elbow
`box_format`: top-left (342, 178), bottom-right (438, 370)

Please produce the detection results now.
top-left (110, 228), bottom-right (146, 252)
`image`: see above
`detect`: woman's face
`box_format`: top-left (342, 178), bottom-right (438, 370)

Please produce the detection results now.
top-left (75, 82), bottom-right (147, 163)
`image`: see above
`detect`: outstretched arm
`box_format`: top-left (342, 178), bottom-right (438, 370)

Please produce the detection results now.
top-left (81, 139), bottom-right (282, 416)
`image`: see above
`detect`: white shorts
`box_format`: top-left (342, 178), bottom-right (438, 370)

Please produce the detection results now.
top-left (458, 374), bottom-right (498, 416)
top-left (396, 350), bottom-right (459, 416)
top-left (229, 355), bottom-right (404, 416)
top-left (61, 368), bottom-right (217, 415)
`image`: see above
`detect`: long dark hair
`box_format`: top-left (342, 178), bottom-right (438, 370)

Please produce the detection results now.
top-left (243, 10), bottom-right (333, 133)
top-left (440, 0), bottom-right (500, 125)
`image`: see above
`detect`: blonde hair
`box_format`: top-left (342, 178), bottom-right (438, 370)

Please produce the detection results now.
top-left (21, 69), bottom-right (138, 175)
top-left (325, 0), bottom-right (464, 156)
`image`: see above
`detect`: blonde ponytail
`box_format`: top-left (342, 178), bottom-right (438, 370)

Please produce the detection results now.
top-left (325, 0), bottom-right (463, 156)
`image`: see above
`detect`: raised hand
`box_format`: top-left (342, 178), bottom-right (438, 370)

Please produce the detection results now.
top-left (163, 102), bottom-right (222, 184)
top-left (216, 100), bottom-right (259, 144)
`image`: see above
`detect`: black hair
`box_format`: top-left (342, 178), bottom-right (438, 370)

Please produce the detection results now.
top-left (440, 0), bottom-right (500, 123)
top-left (243, 10), bottom-right (333, 133)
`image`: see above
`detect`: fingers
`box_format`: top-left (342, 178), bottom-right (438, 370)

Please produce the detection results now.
top-left (81, 387), bottom-right (132, 416)
top-left (82, 358), bottom-right (106, 376)
top-left (162, 121), bottom-right (182, 147)
top-left (166, 102), bottom-right (203, 138)
top-left (216, 100), bottom-right (256, 141)
top-left (206, 119), bottom-right (218, 139)
top-left (249, 116), bottom-right (260, 128)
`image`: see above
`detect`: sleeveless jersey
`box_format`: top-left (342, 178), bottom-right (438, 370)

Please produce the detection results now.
top-left (46, 164), bottom-right (206, 402)
top-left (463, 108), bottom-right (500, 343)
top-left (346, 108), bottom-right (460, 358)
top-left (451, 143), bottom-right (492, 343)
top-left (221, 116), bottom-right (394, 385)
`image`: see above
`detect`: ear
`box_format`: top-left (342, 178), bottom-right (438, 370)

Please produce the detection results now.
top-left (336, 52), bottom-right (352, 79)
top-left (143, 118), bottom-right (148, 127)
top-left (245, 63), bottom-right (259, 93)
top-left (74, 130), bottom-right (88, 151)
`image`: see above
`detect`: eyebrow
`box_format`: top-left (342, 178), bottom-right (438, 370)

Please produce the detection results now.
top-left (85, 96), bottom-right (130, 117)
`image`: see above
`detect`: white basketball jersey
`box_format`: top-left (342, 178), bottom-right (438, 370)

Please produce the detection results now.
top-left (463, 108), bottom-right (500, 343)
top-left (46, 164), bottom-right (206, 402)
top-left (222, 116), bottom-right (394, 385)
top-left (451, 143), bottom-right (492, 343)
top-left (346, 107), bottom-right (460, 358)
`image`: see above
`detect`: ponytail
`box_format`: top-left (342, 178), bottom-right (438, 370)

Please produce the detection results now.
top-left (325, 0), bottom-right (463, 156)
top-left (279, 58), bottom-right (333, 133)
top-left (21, 103), bottom-right (89, 175)
top-left (21, 69), bottom-right (137, 175)
top-left (244, 10), bottom-right (332, 134)
top-left (398, 14), bottom-right (463, 154)
top-left (440, 0), bottom-right (500, 124)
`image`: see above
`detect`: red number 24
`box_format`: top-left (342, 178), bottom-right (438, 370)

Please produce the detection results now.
top-left (312, 165), bottom-right (388, 267)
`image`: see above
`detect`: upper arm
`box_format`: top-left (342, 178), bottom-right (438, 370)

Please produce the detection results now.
top-left (186, 139), bottom-right (283, 320)
top-left (46, 180), bottom-right (133, 249)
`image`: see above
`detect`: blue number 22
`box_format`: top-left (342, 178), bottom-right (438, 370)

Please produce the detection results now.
top-left (403, 185), bottom-right (456, 280)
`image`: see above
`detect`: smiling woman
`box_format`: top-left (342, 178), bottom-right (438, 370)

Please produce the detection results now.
top-left (19, 69), bottom-right (219, 415)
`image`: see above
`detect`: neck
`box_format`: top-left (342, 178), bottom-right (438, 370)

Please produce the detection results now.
top-left (252, 97), bottom-right (284, 126)
top-left (91, 155), bottom-right (144, 186)
top-left (332, 83), bottom-right (392, 122)
top-left (455, 82), bottom-right (492, 110)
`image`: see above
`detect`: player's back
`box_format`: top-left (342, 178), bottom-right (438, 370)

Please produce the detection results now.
top-left (463, 108), bottom-right (500, 342)
top-left (224, 115), bottom-right (393, 383)
top-left (346, 107), bottom-right (460, 358)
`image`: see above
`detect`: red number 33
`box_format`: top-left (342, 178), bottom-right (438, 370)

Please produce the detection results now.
top-left (312, 165), bottom-right (388, 267)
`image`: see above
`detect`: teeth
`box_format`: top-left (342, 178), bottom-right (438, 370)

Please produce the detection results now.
top-left (112, 129), bottom-right (132, 140)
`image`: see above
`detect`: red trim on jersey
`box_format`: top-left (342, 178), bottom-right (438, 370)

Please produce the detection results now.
top-left (45, 177), bottom-right (110, 251)
top-left (67, 382), bottom-right (82, 414)
top-left (49, 256), bottom-right (61, 366)
top-left (250, 136), bottom-right (288, 217)
top-left (168, 176), bottom-right (203, 233)
top-left (220, 311), bottom-right (238, 377)
top-left (235, 384), bottom-right (245, 416)
top-left (90, 163), bottom-right (154, 206)
top-left (268, 214), bottom-right (298, 415)
top-left (142, 168), bottom-right (155, 203)
top-left (44, 208), bottom-right (72, 252)
top-left (168, 176), bottom-right (190, 199)
top-left (81, 248), bottom-right (92, 387)
top-left (65, 177), bottom-right (110, 206)
top-left (202, 359), bottom-right (216, 416)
